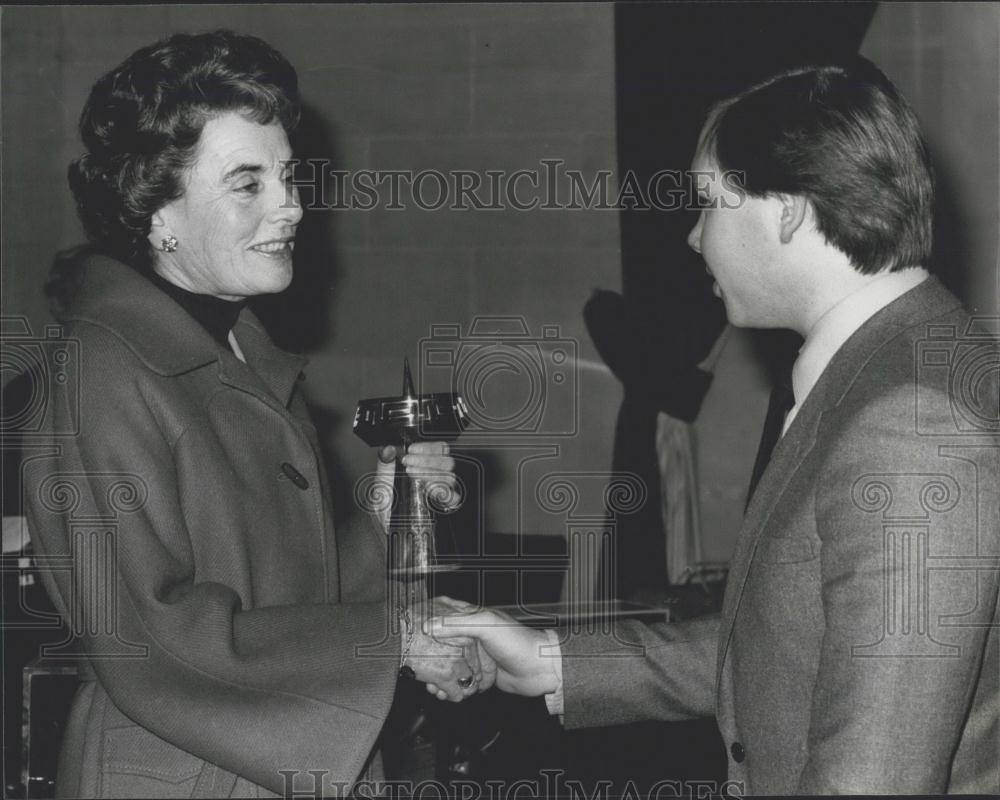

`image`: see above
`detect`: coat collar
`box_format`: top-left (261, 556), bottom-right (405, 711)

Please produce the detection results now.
top-left (65, 254), bottom-right (306, 406)
top-left (715, 275), bottom-right (962, 687)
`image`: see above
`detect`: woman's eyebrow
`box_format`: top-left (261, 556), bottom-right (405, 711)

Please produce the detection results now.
top-left (221, 162), bottom-right (264, 182)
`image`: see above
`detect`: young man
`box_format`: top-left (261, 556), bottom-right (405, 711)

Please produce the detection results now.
top-left (431, 58), bottom-right (1000, 794)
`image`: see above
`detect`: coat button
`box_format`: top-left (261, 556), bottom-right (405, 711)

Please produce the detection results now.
top-left (730, 741), bottom-right (745, 763)
top-left (280, 462), bottom-right (310, 490)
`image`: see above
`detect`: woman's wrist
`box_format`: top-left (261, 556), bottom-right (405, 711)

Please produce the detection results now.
top-left (398, 604), bottom-right (415, 679)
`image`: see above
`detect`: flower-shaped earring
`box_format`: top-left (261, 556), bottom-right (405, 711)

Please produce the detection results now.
top-left (160, 235), bottom-right (178, 253)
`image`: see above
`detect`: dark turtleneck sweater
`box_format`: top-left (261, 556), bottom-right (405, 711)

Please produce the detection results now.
top-left (146, 271), bottom-right (247, 349)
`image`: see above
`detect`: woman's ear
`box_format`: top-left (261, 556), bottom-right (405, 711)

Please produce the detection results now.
top-left (778, 194), bottom-right (808, 244)
top-left (147, 210), bottom-right (168, 250)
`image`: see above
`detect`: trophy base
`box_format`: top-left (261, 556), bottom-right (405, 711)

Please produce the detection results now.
top-left (388, 564), bottom-right (462, 579)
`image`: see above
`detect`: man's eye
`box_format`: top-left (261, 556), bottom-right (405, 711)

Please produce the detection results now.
top-left (235, 182), bottom-right (260, 195)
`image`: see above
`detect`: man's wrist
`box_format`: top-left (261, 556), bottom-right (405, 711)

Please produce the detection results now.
top-left (542, 628), bottom-right (564, 717)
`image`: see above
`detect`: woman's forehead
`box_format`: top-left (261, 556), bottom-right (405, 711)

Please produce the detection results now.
top-left (191, 113), bottom-right (291, 176)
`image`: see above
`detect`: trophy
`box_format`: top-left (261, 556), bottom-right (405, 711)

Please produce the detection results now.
top-left (353, 357), bottom-right (469, 579)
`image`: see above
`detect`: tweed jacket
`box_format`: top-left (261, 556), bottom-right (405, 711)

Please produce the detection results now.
top-left (561, 277), bottom-right (1000, 794)
top-left (23, 255), bottom-right (399, 798)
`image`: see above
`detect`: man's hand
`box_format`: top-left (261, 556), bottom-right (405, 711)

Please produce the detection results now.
top-left (425, 598), bottom-right (560, 697)
top-left (374, 442), bottom-right (461, 530)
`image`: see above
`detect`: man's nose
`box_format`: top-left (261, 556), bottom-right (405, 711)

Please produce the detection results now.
top-left (687, 213), bottom-right (703, 253)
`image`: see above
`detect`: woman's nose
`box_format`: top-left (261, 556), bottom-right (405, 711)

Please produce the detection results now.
top-left (271, 179), bottom-right (303, 226)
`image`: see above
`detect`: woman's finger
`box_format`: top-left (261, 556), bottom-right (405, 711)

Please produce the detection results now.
top-left (402, 454), bottom-right (456, 474)
top-left (407, 441), bottom-right (450, 456)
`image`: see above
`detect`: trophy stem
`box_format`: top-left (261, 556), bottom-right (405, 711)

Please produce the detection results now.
top-left (388, 470), bottom-right (435, 577)
top-left (354, 357), bottom-right (468, 586)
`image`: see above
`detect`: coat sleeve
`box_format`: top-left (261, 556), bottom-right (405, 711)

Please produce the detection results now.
top-left (560, 613), bottom-right (720, 728)
top-left (797, 383), bottom-right (1000, 793)
top-left (337, 507), bottom-right (392, 604)
top-left (23, 326), bottom-right (399, 796)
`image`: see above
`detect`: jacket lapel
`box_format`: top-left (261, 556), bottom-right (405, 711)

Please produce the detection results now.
top-left (714, 376), bottom-right (825, 686)
top-left (714, 276), bottom-right (962, 691)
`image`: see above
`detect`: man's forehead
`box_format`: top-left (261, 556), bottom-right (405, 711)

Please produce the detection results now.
top-left (690, 152), bottom-right (723, 186)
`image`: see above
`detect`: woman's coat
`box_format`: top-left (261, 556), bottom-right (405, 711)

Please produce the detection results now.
top-left (24, 255), bottom-right (399, 797)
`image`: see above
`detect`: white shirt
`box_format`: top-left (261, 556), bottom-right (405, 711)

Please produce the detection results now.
top-left (544, 266), bottom-right (931, 717)
top-left (228, 330), bottom-right (247, 363)
top-left (782, 267), bottom-right (930, 433)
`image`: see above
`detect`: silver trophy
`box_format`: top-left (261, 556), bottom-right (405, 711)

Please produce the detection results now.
top-left (353, 357), bottom-right (469, 578)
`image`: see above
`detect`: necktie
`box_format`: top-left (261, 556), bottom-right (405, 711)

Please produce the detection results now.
top-left (745, 366), bottom-right (795, 509)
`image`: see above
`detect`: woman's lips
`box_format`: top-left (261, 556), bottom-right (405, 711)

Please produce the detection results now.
top-left (249, 239), bottom-right (294, 255)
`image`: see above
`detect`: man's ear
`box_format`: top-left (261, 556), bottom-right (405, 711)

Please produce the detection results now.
top-left (777, 194), bottom-right (808, 244)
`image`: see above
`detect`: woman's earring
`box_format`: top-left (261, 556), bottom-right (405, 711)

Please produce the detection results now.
top-left (160, 235), bottom-right (178, 253)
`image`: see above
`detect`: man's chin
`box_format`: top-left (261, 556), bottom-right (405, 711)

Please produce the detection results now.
top-left (720, 298), bottom-right (748, 328)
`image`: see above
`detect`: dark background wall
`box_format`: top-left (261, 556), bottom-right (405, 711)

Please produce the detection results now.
top-left (2, 3), bottom-right (997, 593)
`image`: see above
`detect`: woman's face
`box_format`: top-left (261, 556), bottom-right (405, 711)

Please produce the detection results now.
top-left (152, 112), bottom-right (302, 299)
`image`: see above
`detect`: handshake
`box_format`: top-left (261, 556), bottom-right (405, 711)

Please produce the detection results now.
top-left (403, 597), bottom-right (561, 702)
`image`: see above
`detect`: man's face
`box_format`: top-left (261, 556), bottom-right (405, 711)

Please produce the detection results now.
top-left (686, 150), bottom-right (784, 329)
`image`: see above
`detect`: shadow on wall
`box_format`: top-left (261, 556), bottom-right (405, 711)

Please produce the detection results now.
top-left (930, 143), bottom-right (976, 303)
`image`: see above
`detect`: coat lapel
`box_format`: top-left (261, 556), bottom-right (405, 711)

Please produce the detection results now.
top-left (223, 311), bottom-right (306, 409)
top-left (66, 255), bottom-right (218, 375)
top-left (714, 376), bottom-right (824, 686)
top-left (67, 255), bottom-right (306, 409)
top-left (714, 276), bottom-right (962, 691)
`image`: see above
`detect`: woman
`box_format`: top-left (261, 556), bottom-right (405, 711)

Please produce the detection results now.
top-left (25, 30), bottom-right (480, 798)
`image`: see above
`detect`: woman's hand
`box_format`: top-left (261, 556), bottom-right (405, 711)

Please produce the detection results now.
top-left (373, 442), bottom-right (461, 531)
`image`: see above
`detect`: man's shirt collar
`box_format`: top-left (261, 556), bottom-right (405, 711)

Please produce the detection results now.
top-left (783, 266), bottom-right (930, 432)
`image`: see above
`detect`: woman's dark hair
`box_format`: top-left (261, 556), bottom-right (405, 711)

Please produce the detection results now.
top-left (69, 30), bottom-right (300, 270)
top-left (702, 57), bottom-right (934, 275)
